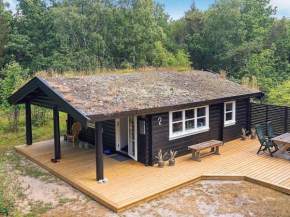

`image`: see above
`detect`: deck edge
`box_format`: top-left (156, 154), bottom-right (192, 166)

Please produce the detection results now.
top-left (14, 145), bottom-right (290, 213)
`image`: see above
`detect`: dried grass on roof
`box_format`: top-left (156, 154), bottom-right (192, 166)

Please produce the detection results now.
top-left (44, 71), bottom-right (259, 116)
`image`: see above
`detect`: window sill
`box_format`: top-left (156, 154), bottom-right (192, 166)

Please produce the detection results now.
top-left (224, 121), bottom-right (236, 127)
top-left (169, 127), bottom-right (210, 140)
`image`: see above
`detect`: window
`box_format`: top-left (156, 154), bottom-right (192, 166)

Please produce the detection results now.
top-left (169, 106), bottom-right (209, 140)
top-left (224, 101), bottom-right (236, 127)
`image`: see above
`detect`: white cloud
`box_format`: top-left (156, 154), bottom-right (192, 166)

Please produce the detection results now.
top-left (271, 0), bottom-right (290, 10)
top-left (3, 0), bottom-right (17, 12)
top-left (270, 0), bottom-right (290, 17)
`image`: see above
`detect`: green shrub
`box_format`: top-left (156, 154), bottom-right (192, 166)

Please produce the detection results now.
top-left (152, 42), bottom-right (192, 68)
top-left (177, 67), bottom-right (191, 72)
top-left (121, 69), bottom-right (135, 73)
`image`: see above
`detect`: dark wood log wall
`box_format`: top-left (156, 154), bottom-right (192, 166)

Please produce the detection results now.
top-left (71, 118), bottom-right (115, 150)
top-left (69, 98), bottom-right (252, 166)
top-left (72, 116), bottom-right (149, 165)
top-left (137, 116), bottom-right (152, 166)
top-left (137, 116), bottom-right (146, 164)
top-left (223, 99), bottom-right (248, 142)
top-left (151, 104), bottom-right (223, 165)
top-left (102, 120), bottom-right (116, 150)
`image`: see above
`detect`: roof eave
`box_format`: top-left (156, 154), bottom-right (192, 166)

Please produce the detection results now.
top-left (87, 92), bottom-right (263, 122)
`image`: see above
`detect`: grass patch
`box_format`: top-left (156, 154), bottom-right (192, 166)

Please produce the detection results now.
top-left (29, 201), bottom-right (53, 215)
top-left (0, 109), bottom-right (66, 153)
top-left (24, 167), bottom-right (48, 179)
top-left (58, 197), bottom-right (78, 206)
top-left (0, 158), bottom-right (14, 216)
top-left (177, 67), bottom-right (191, 72)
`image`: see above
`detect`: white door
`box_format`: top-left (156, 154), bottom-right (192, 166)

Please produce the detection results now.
top-left (128, 116), bottom-right (138, 160)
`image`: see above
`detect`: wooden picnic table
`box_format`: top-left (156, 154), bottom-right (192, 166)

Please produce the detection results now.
top-left (272, 133), bottom-right (290, 160)
top-left (188, 140), bottom-right (222, 162)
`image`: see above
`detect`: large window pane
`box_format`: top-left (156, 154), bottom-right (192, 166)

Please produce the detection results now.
top-left (185, 120), bottom-right (195, 130)
top-left (197, 107), bottom-right (205, 117)
top-left (226, 103), bottom-right (233, 112)
top-left (226, 112), bottom-right (233, 121)
top-left (197, 117), bottom-right (206, 128)
top-left (173, 111), bottom-right (182, 122)
top-left (185, 109), bottom-right (194, 119)
top-left (173, 122), bottom-right (183, 133)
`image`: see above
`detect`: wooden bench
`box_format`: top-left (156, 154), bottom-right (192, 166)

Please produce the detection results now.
top-left (188, 140), bottom-right (223, 162)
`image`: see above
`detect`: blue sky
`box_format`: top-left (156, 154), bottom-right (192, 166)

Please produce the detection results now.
top-left (156, 0), bottom-right (290, 19)
top-left (156, 0), bottom-right (215, 19)
top-left (4, 0), bottom-right (290, 19)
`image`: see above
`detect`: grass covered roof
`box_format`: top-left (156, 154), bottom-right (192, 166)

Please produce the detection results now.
top-left (44, 71), bottom-right (261, 117)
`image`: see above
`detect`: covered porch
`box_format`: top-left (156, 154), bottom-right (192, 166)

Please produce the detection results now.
top-left (15, 138), bottom-right (290, 212)
top-left (7, 76), bottom-right (106, 181)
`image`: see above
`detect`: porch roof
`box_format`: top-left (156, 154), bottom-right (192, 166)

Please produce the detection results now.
top-left (9, 71), bottom-right (263, 123)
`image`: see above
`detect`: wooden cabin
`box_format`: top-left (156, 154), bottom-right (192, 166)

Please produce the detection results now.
top-left (8, 71), bottom-right (263, 181)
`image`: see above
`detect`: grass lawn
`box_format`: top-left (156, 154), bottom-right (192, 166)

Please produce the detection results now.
top-left (0, 109), bottom-right (66, 152)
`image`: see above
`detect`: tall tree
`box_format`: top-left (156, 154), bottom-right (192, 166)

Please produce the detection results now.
top-left (52, 0), bottom-right (109, 71)
top-left (0, 0), bottom-right (9, 70)
top-left (5, 0), bottom-right (57, 74)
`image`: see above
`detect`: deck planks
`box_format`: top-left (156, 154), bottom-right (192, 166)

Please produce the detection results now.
top-left (15, 138), bottom-right (290, 212)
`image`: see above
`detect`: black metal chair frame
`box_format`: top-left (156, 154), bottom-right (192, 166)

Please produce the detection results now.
top-left (266, 121), bottom-right (280, 139)
top-left (255, 124), bottom-right (279, 157)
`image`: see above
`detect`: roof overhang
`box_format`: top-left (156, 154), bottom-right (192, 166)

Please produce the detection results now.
top-left (8, 76), bottom-right (90, 127)
top-left (87, 92), bottom-right (264, 122)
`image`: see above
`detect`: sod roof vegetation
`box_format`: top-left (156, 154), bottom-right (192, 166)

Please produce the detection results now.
top-left (44, 71), bottom-right (260, 116)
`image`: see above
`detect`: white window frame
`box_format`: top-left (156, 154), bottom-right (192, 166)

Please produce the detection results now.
top-left (224, 101), bottom-right (236, 127)
top-left (169, 105), bottom-right (210, 140)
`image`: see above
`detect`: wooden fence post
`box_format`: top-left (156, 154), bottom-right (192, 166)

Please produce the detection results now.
top-left (265, 105), bottom-right (268, 132)
top-left (285, 107), bottom-right (288, 133)
top-left (246, 100), bottom-right (251, 135)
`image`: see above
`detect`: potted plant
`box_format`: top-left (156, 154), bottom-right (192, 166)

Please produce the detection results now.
top-left (241, 128), bottom-right (248, 141)
top-left (169, 150), bottom-right (177, 166)
top-left (155, 149), bottom-right (168, 168)
top-left (251, 128), bottom-right (256, 140)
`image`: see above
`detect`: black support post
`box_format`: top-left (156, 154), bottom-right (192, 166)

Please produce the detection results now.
top-left (95, 122), bottom-right (104, 181)
top-left (53, 106), bottom-right (61, 160)
top-left (67, 114), bottom-right (71, 132)
top-left (25, 101), bottom-right (32, 145)
top-left (65, 114), bottom-right (72, 141)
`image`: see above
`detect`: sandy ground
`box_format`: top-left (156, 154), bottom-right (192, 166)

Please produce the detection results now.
top-left (2, 151), bottom-right (290, 217)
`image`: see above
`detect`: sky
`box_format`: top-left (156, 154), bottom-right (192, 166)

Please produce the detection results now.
top-left (156, 0), bottom-right (290, 20)
top-left (3, 0), bottom-right (290, 20)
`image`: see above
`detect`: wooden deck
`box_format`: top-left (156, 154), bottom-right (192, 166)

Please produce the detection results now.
top-left (15, 138), bottom-right (290, 212)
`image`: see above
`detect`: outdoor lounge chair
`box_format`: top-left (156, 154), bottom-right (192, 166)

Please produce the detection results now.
top-left (266, 121), bottom-right (280, 140)
top-left (66, 122), bottom-right (82, 147)
top-left (255, 124), bottom-right (279, 157)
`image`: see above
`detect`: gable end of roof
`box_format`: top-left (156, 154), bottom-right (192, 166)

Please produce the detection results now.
top-left (8, 76), bottom-right (89, 127)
